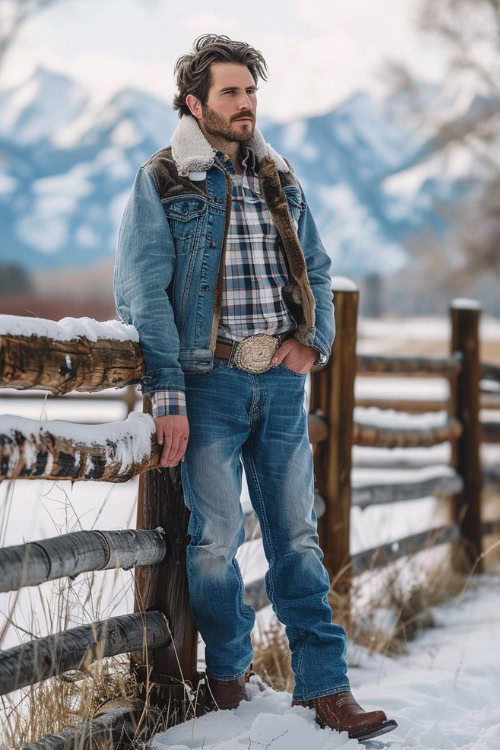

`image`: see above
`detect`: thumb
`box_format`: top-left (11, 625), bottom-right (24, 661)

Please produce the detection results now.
top-left (272, 341), bottom-right (292, 364)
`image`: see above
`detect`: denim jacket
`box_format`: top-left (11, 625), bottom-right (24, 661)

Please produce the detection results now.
top-left (113, 115), bottom-right (335, 395)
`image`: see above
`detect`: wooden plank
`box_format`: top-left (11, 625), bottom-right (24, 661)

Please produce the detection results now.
top-left (481, 421), bottom-right (500, 444)
top-left (481, 362), bottom-right (500, 384)
top-left (482, 518), bottom-right (500, 535)
top-left (484, 465), bottom-right (500, 490)
top-left (355, 397), bottom-right (447, 413)
top-left (450, 302), bottom-right (483, 572)
top-left (0, 413), bottom-right (161, 482)
top-left (0, 333), bottom-right (143, 395)
top-left (352, 472), bottom-right (464, 509)
top-left (132, 396), bottom-right (198, 707)
top-left (0, 611), bottom-right (170, 697)
top-left (352, 524), bottom-right (461, 574)
top-left (21, 701), bottom-right (151, 750)
top-left (357, 352), bottom-right (462, 377)
top-left (352, 416), bottom-right (462, 448)
top-left (311, 287), bottom-right (357, 616)
top-left (0, 528), bottom-right (166, 593)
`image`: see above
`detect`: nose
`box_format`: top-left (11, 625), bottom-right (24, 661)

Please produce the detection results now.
top-left (238, 92), bottom-right (253, 111)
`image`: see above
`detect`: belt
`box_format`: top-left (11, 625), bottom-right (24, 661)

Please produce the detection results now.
top-left (214, 331), bottom-right (295, 374)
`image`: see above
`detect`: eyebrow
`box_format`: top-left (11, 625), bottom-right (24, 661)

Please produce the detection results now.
top-left (218, 85), bottom-right (258, 93)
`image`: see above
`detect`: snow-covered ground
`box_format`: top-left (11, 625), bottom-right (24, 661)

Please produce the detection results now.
top-left (152, 566), bottom-right (500, 750)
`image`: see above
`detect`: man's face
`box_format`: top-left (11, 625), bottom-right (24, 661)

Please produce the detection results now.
top-left (199, 62), bottom-right (257, 143)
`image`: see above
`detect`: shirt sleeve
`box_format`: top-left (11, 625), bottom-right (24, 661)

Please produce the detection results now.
top-left (151, 390), bottom-right (187, 417)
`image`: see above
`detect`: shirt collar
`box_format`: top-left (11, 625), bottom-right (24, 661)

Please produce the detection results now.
top-left (215, 144), bottom-right (257, 173)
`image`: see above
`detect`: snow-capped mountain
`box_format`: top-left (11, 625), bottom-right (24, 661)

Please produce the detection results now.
top-left (0, 66), bottom-right (476, 277)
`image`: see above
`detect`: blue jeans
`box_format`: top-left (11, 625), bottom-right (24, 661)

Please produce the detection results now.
top-left (180, 358), bottom-right (350, 701)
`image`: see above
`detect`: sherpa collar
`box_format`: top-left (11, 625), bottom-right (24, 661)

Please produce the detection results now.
top-left (171, 114), bottom-right (290, 176)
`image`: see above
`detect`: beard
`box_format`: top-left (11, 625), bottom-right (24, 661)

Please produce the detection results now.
top-left (201, 103), bottom-right (255, 143)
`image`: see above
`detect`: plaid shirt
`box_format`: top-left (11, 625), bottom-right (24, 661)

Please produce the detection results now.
top-left (151, 144), bottom-right (298, 418)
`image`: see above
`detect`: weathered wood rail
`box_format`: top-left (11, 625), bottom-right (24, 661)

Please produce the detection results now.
top-left (0, 287), bottom-right (499, 748)
top-left (0, 612), bottom-right (170, 696)
top-left (0, 528), bottom-right (166, 592)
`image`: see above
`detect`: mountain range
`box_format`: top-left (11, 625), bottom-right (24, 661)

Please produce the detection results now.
top-left (0, 65), bottom-right (482, 279)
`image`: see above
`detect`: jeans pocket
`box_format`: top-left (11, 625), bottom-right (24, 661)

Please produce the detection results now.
top-left (280, 362), bottom-right (307, 377)
top-left (184, 357), bottom-right (226, 378)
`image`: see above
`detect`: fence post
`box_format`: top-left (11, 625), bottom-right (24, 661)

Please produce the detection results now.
top-left (132, 396), bottom-right (198, 714)
top-left (449, 299), bottom-right (483, 573)
top-left (310, 279), bottom-right (358, 625)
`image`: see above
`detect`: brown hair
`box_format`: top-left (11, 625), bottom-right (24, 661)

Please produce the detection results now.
top-left (173, 34), bottom-right (268, 118)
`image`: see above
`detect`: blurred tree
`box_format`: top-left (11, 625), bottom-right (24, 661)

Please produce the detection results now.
top-left (0, 262), bottom-right (34, 294)
top-left (0, 0), bottom-right (159, 77)
top-left (0, 1), bottom-right (67, 76)
top-left (383, 0), bottom-right (500, 287)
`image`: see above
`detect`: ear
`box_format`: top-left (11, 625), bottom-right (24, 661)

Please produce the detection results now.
top-left (186, 93), bottom-right (202, 120)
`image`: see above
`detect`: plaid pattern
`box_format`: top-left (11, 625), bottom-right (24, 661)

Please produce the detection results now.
top-left (152, 144), bottom-right (296, 418)
top-left (216, 146), bottom-right (296, 340)
top-left (150, 389), bottom-right (186, 417)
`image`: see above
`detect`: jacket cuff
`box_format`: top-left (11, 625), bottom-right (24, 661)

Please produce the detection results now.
top-left (312, 329), bottom-right (332, 364)
top-left (140, 367), bottom-right (186, 394)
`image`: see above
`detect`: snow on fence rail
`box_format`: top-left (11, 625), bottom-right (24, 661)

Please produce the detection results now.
top-left (0, 285), bottom-right (499, 748)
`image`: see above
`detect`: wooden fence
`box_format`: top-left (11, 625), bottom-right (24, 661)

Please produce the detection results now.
top-left (0, 284), bottom-right (499, 748)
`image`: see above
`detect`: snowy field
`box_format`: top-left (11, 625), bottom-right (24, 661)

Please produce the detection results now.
top-left (0, 314), bottom-right (499, 746)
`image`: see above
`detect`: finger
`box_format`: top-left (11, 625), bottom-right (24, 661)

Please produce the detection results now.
top-left (170, 436), bottom-right (189, 467)
top-left (165, 433), bottom-right (182, 466)
top-left (156, 424), bottom-right (164, 445)
top-left (272, 341), bottom-right (291, 365)
top-left (160, 433), bottom-right (173, 466)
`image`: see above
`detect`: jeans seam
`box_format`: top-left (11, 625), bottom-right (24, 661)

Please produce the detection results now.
top-left (296, 628), bottom-right (307, 695)
top-left (244, 436), bottom-right (275, 604)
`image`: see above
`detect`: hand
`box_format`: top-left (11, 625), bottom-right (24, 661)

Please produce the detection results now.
top-left (154, 415), bottom-right (189, 467)
top-left (271, 338), bottom-right (317, 374)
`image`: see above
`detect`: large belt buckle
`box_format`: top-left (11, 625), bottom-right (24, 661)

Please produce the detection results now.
top-left (233, 333), bottom-right (280, 374)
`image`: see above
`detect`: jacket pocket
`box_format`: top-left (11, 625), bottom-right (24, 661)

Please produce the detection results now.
top-left (162, 195), bottom-right (207, 254)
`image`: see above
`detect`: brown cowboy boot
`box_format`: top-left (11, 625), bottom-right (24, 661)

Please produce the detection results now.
top-left (292, 690), bottom-right (398, 741)
top-left (205, 668), bottom-right (253, 710)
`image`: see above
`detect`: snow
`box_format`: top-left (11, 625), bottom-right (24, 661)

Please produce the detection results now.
top-left (0, 66), bottom-right (88, 146)
top-left (451, 298), bottom-right (482, 311)
top-left (319, 183), bottom-right (408, 277)
top-left (0, 314), bottom-right (139, 342)
top-left (0, 412), bottom-right (154, 472)
top-left (17, 163), bottom-right (94, 253)
top-left (383, 142), bottom-right (473, 196)
top-left (331, 276), bottom-right (358, 292)
top-left (151, 568), bottom-right (500, 750)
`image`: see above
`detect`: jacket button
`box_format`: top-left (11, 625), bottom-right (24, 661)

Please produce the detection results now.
top-left (202, 284), bottom-right (211, 292)
top-left (210, 241), bottom-right (216, 248)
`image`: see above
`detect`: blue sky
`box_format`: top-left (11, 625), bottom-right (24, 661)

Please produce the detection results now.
top-left (2, 0), bottom-right (445, 121)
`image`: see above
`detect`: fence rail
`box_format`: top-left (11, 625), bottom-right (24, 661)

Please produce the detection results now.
top-left (0, 288), bottom-right (499, 748)
top-left (0, 528), bottom-right (166, 593)
top-left (0, 611), bottom-right (170, 697)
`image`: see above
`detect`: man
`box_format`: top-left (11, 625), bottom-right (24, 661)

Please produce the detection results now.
top-left (114, 34), bottom-right (396, 742)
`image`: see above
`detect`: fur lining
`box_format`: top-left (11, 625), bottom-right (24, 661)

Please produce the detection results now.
top-left (171, 115), bottom-right (290, 176)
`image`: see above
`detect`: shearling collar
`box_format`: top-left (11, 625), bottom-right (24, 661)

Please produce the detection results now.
top-left (171, 114), bottom-right (290, 176)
